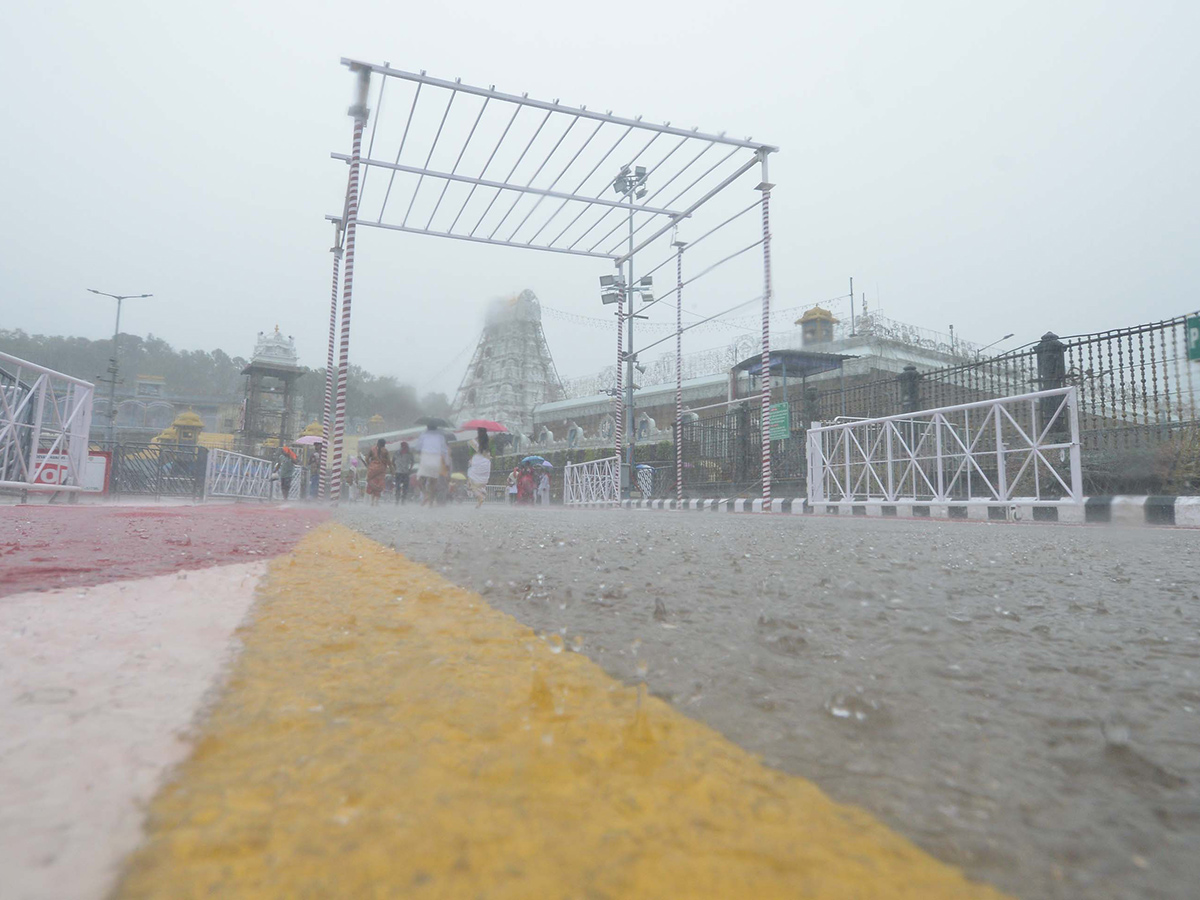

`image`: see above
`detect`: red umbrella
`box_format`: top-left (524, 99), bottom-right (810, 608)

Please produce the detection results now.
top-left (460, 419), bottom-right (508, 432)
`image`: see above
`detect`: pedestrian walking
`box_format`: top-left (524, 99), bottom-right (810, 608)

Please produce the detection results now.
top-left (365, 438), bottom-right (391, 507)
top-left (412, 423), bottom-right (451, 508)
top-left (517, 464), bottom-right (536, 505)
top-left (394, 441), bottom-right (414, 505)
top-left (506, 467), bottom-right (519, 504)
top-left (277, 448), bottom-right (296, 501)
top-left (537, 468), bottom-right (551, 506)
top-left (467, 430), bottom-right (492, 509)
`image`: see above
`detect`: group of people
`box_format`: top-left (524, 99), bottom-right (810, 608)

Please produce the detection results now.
top-left (357, 424), bottom-right (493, 509)
top-left (505, 462), bottom-right (551, 505)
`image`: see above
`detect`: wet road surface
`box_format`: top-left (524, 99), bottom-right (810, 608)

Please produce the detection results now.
top-left (0, 504), bottom-right (328, 598)
top-left (344, 504), bottom-right (1200, 900)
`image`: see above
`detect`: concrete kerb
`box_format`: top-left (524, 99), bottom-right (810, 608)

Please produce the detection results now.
top-left (594, 496), bottom-right (1200, 527)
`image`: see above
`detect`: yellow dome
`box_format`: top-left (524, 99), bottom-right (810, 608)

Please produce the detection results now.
top-left (173, 409), bottom-right (205, 428)
top-left (302, 419), bottom-right (324, 437)
top-left (796, 306), bottom-right (838, 326)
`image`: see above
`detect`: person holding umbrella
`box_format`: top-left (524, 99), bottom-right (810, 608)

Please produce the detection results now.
top-left (466, 428), bottom-right (492, 509)
top-left (412, 418), bottom-right (452, 507)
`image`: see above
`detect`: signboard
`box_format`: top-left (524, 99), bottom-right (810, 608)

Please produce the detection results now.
top-left (1188, 315), bottom-right (1200, 362)
top-left (31, 452), bottom-right (110, 493)
top-left (769, 402), bottom-right (791, 440)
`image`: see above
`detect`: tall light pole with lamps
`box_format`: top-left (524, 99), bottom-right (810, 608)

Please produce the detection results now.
top-left (600, 165), bottom-right (653, 496)
top-left (88, 289), bottom-right (153, 444)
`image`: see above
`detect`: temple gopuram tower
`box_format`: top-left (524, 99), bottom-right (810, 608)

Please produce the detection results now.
top-left (240, 327), bottom-right (303, 457)
top-left (452, 289), bottom-right (564, 435)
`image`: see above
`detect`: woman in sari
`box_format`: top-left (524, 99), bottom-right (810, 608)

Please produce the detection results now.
top-left (365, 438), bottom-right (391, 506)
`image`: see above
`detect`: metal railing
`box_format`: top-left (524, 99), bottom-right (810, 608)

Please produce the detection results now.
top-left (101, 442), bottom-right (207, 499)
top-left (0, 352), bottom-right (94, 493)
top-left (807, 387), bottom-right (1082, 506)
top-left (563, 455), bottom-right (620, 505)
top-left (204, 448), bottom-right (274, 501)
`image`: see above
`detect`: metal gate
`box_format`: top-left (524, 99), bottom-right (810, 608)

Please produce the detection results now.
top-left (1, 352), bottom-right (94, 494)
top-left (108, 443), bottom-right (208, 499)
top-left (564, 455), bottom-right (620, 505)
top-left (807, 387), bottom-right (1082, 507)
top-left (204, 448), bottom-right (274, 501)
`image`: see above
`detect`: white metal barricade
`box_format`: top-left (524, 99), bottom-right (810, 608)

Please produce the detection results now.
top-left (563, 455), bottom-right (621, 506)
top-left (204, 448), bottom-right (274, 501)
top-left (807, 387), bottom-right (1083, 506)
top-left (0, 352), bottom-right (94, 493)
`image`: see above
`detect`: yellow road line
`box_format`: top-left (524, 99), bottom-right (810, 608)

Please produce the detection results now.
top-left (116, 524), bottom-right (1009, 899)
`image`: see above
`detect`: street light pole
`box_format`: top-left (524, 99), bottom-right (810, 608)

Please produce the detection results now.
top-left (625, 183), bottom-right (636, 489)
top-left (88, 289), bottom-right (152, 444)
top-left (976, 333), bottom-right (1015, 359)
top-left (601, 165), bottom-right (649, 498)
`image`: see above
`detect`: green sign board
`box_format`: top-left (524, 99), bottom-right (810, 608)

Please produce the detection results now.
top-left (769, 402), bottom-right (791, 440)
top-left (1188, 316), bottom-right (1200, 362)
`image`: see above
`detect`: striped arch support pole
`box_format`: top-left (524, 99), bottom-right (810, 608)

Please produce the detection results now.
top-left (329, 69), bottom-right (371, 505)
top-left (320, 238), bottom-right (342, 501)
top-left (675, 241), bottom-right (685, 506)
top-left (759, 187), bottom-right (773, 511)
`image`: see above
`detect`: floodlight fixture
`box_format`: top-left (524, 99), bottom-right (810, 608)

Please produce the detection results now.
top-left (640, 292), bottom-right (654, 304)
top-left (601, 291), bottom-right (621, 305)
top-left (634, 165), bottom-right (647, 179)
top-left (636, 187), bottom-right (647, 199)
top-left (599, 274), bottom-right (617, 287)
top-left (639, 275), bottom-right (653, 287)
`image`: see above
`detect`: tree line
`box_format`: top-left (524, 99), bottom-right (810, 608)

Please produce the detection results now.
top-left (0, 329), bottom-right (451, 428)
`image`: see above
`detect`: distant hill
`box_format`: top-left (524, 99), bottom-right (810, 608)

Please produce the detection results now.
top-left (0, 329), bottom-right (451, 428)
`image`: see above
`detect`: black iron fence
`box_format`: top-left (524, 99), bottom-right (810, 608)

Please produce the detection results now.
top-left (93, 442), bottom-right (208, 500)
top-left (679, 312), bottom-right (1200, 498)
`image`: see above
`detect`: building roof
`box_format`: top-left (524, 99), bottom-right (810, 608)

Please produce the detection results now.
top-left (535, 373), bottom-right (731, 418)
top-left (731, 349), bottom-right (853, 378)
top-left (172, 409), bottom-right (205, 428)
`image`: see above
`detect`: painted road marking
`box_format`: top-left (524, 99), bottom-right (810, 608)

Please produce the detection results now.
top-left (116, 524), bottom-right (1009, 898)
top-left (1, 562), bottom-right (268, 900)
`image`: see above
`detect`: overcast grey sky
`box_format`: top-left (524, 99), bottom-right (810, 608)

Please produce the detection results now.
top-left (2, 0), bottom-right (1196, 395)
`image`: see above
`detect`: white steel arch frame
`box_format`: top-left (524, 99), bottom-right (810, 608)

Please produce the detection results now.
top-left (323, 59), bottom-right (779, 508)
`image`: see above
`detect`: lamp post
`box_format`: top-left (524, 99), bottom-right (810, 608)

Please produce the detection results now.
top-left (88, 289), bottom-right (153, 444)
top-left (601, 165), bottom-right (652, 496)
top-left (976, 333), bottom-right (1015, 359)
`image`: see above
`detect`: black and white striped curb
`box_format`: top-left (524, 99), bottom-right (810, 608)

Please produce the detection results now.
top-left (600, 496), bottom-right (1200, 526)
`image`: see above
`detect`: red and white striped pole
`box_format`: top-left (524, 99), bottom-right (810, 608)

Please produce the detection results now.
top-left (613, 286), bottom-right (624, 480)
top-left (320, 224), bottom-right (342, 501)
top-left (674, 239), bottom-right (685, 507)
top-left (758, 152), bottom-right (775, 512)
top-left (329, 67), bottom-right (371, 506)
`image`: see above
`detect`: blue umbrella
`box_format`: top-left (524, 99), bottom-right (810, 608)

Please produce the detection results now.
top-left (521, 455), bottom-right (546, 465)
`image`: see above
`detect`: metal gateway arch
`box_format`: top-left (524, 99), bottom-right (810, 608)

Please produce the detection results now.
top-left (323, 59), bottom-right (779, 507)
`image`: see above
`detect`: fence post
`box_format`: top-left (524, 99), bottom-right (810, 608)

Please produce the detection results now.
top-left (898, 365), bottom-right (921, 414)
top-left (1036, 332), bottom-right (1067, 436)
top-left (802, 388), bottom-right (820, 429)
top-left (736, 401), bottom-right (750, 491)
